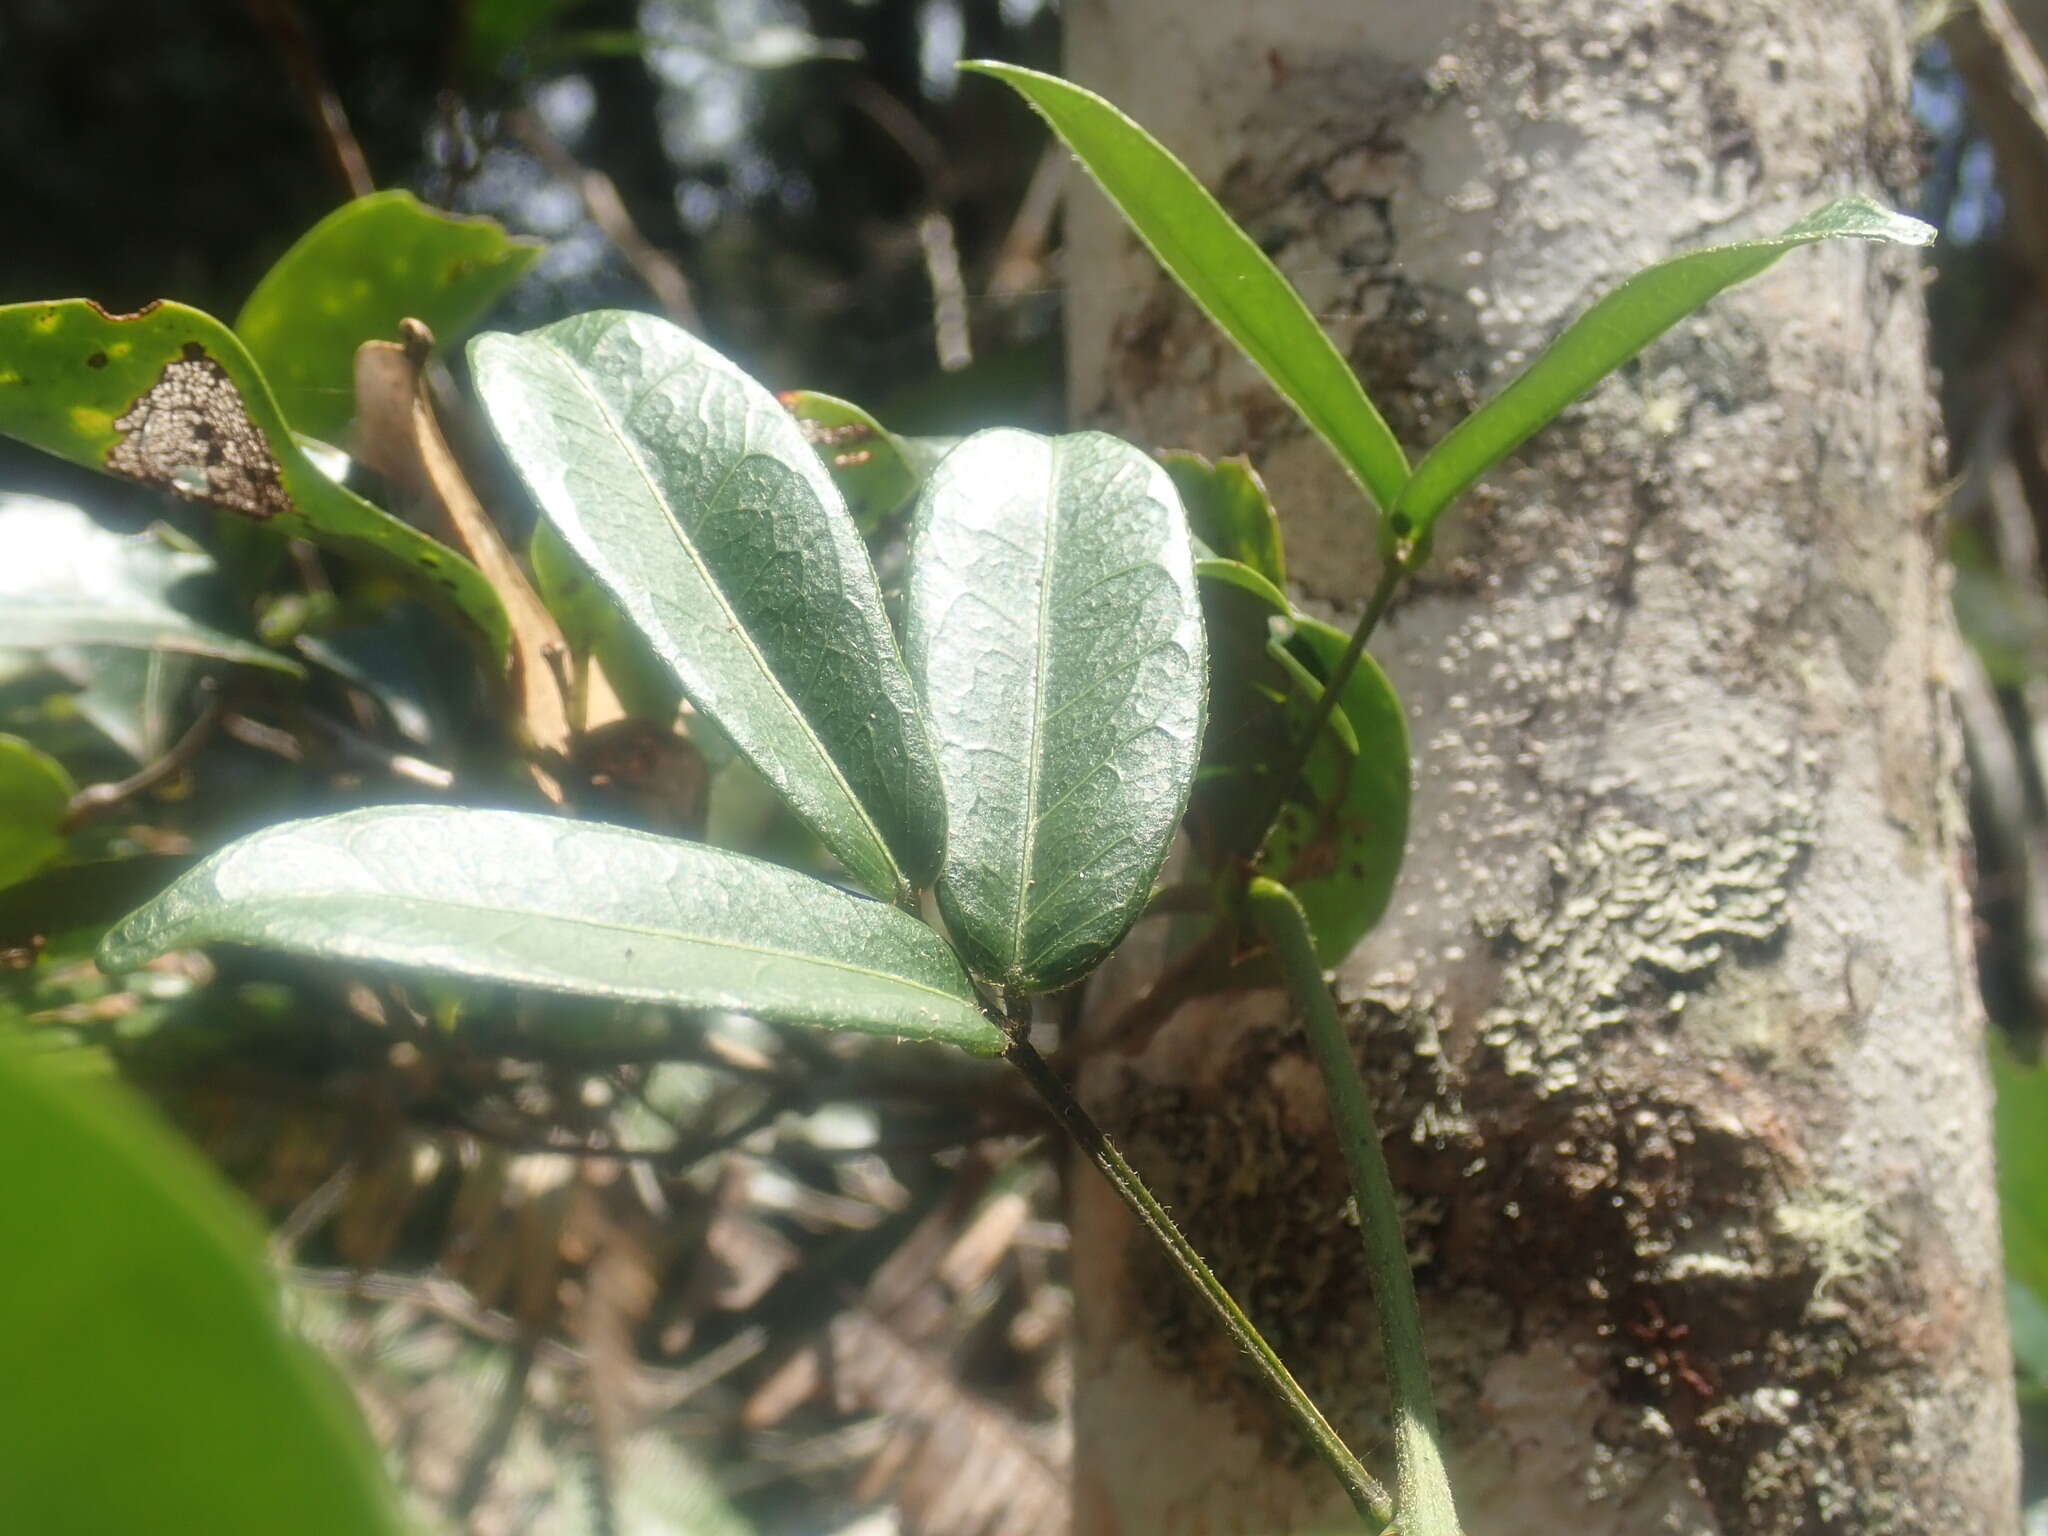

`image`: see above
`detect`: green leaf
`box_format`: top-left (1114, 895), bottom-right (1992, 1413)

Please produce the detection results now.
top-left (905, 429), bottom-right (1206, 992)
top-left (1161, 451), bottom-right (1285, 589)
top-left (471, 311), bottom-right (944, 900)
top-left (236, 191), bottom-right (541, 444)
top-left (1996, 1037), bottom-right (2048, 1304)
top-left (100, 806), bottom-right (1000, 1054)
top-left (528, 518), bottom-right (681, 722)
top-left (0, 300), bottom-right (509, 659)
top-left (0, 734), bottom-right (74, 890)
top-left (0, 493), bottom-right (298, 674)
top-left (0, 852), bottom-right (194, 955)
top-left (0, 1048), bottom-right (403, 1534)
top-left (780, 389), bottom-right (950, 534)
top-left (1264, 617), bottom-right (1410, 965)
top-left (1394, 196), bottom-right (1936, 539)
top-left (966, 62), bottom-right (1408, 516)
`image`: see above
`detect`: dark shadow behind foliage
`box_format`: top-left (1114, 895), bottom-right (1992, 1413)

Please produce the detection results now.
top-left (10, 0), bottom-right (2048, 1527)
top-left (0, 3), bottom-right (1075, 1532)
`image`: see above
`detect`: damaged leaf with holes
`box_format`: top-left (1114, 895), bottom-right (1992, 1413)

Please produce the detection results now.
top-left (0, 300), bottom-right (508, 660)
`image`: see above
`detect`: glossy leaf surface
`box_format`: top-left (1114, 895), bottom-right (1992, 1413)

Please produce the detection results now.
top-left (236, 191), bottom-right (541, 443)
top-left (968, 62), bottom-right (1408, 516)
top-left (1395, 196), bottom-right (1936, 537)
top-left (0, 300), bottom-right (507, 657)
top-left (471, 311), bottom-right (943, 899)
top-left (0, 494), bottom-right (297, 673)
top-left (0, 1049), bottom-right (403, 1534)
top-left (100, 806), bottom-right (1000, 1055)
top-left (0, 734), bottom-right (74, 890)
top-left (906, 429), bottom-right (1205, 992)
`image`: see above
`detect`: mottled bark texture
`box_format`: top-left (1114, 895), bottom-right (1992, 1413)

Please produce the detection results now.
top-left (1061, 2), bottom-right (2017, 1531)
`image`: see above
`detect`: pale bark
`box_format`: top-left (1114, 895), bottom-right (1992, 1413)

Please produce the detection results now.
top-left (1060, 2), bottom-right (2018, 1532)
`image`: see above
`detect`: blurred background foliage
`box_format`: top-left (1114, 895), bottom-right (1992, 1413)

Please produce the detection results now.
top-left (8, 0), bottom-right (2048, 1529)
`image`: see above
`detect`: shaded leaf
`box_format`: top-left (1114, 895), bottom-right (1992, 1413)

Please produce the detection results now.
top-left (1185, 563), bottom-right (1301, 864)
top-left (0, 734), bottom-right (74, 890)
top-left (1996, 1038), bottom-right (2048, 1305)
top-left (780, 389), bottom-right (951, 534)
top-left (236, 192), bottom-right (541, 443)
top-left (529, 517), bottom-right (680, 723)
top-left (61, 646), bottom-right (199, 761)
top-left (1394, 197), bottom-right (1936, 539)
top-left (0, 852), bottom-right (194, 955)
top-left (471, 311), bottom-right (943, 900)
top-left (0, 1048), bottom-right (403, 1534)
top-left (0, 301), bottom-right (508, 658)
top-left (967, 62), bottom-right (1408, 516)
top-left (1161, 451), bottom-right (1284, 589)
top-left (906, 429), bottom-right (1205, 992)
top-left (99, 806), bottom-right (1001, 1055)
top-left (1265, 617), bottom-right (1410, 965)
top-left (0, 493), bottom-right (297, 674)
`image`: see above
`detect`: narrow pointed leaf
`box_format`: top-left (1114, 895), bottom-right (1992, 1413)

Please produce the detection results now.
top-left (236, 191), bottom-right (541, 443)
top-left (471, 311), bottom-right (944, 899)
top-left (0, 1050), bottom-right (405, 1534)
top-left (0, 300), bottom-right (508, 658)
top-left (906, 429), bottom-right (1205, 992)
top-left (1394, 196), bottom-right (1936, 537)
top-left (0, 494), bottom-right (299, 673)
top-left (967, 62), bottom-right (1408, 516)
top-left (98, 807), bottom-right (1001, 1055)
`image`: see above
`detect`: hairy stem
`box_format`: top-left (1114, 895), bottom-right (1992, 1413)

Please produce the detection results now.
top-left (1248, 877), bottom-right (1462, 1536)
top-left (999, 1018), bottom-right (1395, 1530)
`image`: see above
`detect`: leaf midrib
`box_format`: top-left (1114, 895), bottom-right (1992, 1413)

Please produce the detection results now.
top-left (532, 333), bottom-right (901, 893)
top-left (1007, 438), bottom-right (1062, 978)
top-left (189, 884), bottom-right (973, 1010)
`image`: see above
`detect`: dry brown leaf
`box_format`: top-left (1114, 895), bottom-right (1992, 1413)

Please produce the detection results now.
top-left (352, 328), bottom-right (626, 798)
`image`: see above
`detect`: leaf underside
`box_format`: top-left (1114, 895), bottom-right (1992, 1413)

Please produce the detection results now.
top-left (471, 311), bottom-right (945, 901)
top-left (99, 806), bottom-right (1002, 1055)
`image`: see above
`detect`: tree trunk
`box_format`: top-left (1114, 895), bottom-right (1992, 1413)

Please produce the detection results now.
top-left (1060, 1), bottom-right (2018, 1531)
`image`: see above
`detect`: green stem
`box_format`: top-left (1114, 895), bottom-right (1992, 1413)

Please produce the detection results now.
top-left (998, 1019), bottom-right (1395, 1530)
top-left (1247, 878), bottom-right (1463, 1536)
top-left (1247, 553), bottom-right (1405, 862)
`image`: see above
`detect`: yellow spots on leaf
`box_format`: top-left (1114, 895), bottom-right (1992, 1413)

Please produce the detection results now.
top-left (32, 311), bottom-right (61, 334)
top-left (0, 370), bottom-right (19, 388)
top-left (70, 406), bottom-right (113, 437)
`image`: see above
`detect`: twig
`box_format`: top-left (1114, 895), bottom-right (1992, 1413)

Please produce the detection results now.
top-left (1248, 878), bottom-right (1460, 1536)
top-left (451, 1336), bottom-right (535, 1517)
top-left (987, 144), bottom-right (1067, 299)
top-left (508, 107), bottom-right (700, 330)
top-left (242, 0), bottom-right (374, 197)
top-left (997, 1011), bottom-right (1395, 1529)
top-left (63, 683), bottom-right (224, 830)
top-left (847, 79), bottom-right (974, 372)
top-left (1245, 553), bottom-right (1405, 862)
